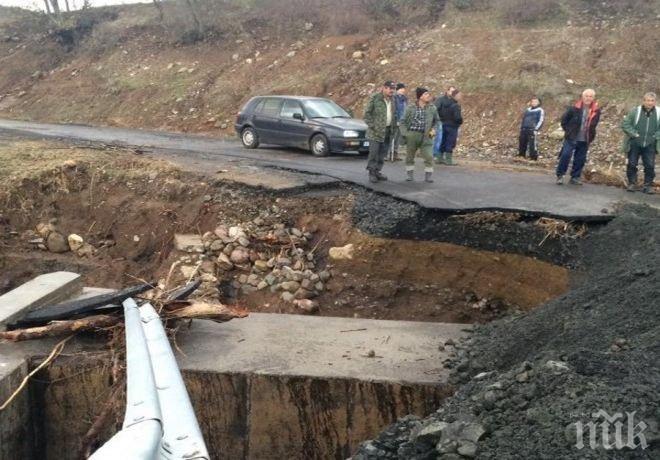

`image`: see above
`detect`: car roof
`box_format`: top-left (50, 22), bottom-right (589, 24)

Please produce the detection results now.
top-left (253, 95), bottom-right (329, 101)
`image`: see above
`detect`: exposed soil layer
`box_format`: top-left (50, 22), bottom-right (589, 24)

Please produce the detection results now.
top-left (353, 204), bottom-right (660, 459)
top-left (0, 139), bottom-right (574, 324)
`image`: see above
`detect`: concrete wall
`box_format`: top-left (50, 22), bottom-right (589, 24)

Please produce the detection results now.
top-left (27, 359), bottom-right (452, 459)
top-left (0, 359), bottom-right (32, 459)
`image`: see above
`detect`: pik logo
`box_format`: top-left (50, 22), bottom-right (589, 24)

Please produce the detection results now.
top-left (573, 410), bottom-right (648, 450)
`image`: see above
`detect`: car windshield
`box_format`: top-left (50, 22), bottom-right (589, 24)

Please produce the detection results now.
top-left (302, 99), bottom-right (350, 118)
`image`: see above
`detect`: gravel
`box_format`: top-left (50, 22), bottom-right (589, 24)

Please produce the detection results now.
top-left (352, 204), bottom-right (660, 459)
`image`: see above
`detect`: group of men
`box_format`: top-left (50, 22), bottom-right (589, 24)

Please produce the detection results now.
top-left (363, 80), bottom-right (463, 183)
top-left (363, 81), bottom-right (659, 194)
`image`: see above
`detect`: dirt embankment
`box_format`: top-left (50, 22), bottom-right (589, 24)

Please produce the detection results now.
top-left (0, 136), bottom-right (572, 324)
top-left (353, 204), bottom-right (660, 459)
top-left (0, 1), bottom-right (658, 185)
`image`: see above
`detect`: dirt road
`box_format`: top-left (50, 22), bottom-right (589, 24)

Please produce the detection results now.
top-left (0, 119), bottom-right (657, 221)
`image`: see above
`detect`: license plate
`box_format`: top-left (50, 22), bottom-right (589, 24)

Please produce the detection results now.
top-left (363, 141), bottom-right (370, 147)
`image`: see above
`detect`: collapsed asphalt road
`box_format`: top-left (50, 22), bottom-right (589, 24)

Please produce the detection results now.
top-left (0, 119), bottom-right (658, 221)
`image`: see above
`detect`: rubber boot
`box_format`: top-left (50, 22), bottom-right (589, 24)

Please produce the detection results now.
top-left (425, 171), bottom-right (434, 183)
top-left (406, 170), bottom-right (414, 182)
top-left (445, 152), bottom-right (456, 166)
top-left (369, 171), bottom-right (378, 183)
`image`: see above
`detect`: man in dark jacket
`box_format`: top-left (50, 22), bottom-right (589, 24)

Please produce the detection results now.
top-left (555, 88), bottom-right (601, 185)
top-left (364, 80), bottom-right (396, 182)
top-left (438, 89), bottom-right (463, 165)
top-left (621, 92), bottom-right (659, 194)
top-left (518, 96), bottom-right (545, 160)
top-left (433, 86), bottom-right (455, 162)
top-left (389, 83), bottom-right (408, 162)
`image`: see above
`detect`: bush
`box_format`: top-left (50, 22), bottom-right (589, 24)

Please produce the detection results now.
top-left (499, 0), bottom-right (562, 26)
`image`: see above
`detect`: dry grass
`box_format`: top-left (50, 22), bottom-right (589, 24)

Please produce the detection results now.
top-left (0, 138), bottom-right (180, 212)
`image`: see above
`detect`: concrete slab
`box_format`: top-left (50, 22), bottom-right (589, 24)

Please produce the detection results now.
top-left (0, 271), bottom-right (82, 330)
top-left (0, 356), bottom-right (31, 459)
top-left (176, 313), bottom-right (468, 385)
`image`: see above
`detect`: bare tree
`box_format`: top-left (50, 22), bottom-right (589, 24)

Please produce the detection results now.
top-left (152, 0), bottom-right (164, 21)
top-left (184, 0), bottom-right (202, 34)
top-left (43, 0), bottom-right (52, 14)
top-left (49, 0), bottom-right (61, 15)
top-left (64, 0), bottom-right (70, 12)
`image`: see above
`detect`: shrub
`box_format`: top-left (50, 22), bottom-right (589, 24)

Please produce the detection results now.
top-left (499, 0), bottom-right (562, 26)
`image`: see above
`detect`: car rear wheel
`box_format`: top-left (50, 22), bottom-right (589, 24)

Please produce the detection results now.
top-left (241, 127), bottom-right (259, 149)
top-left (310, 134), bottom-right (330, 157)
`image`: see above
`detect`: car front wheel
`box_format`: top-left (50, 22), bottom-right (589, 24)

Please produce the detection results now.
top-left (310, 133), bottom-right (330, 157)
top-left (241, 127), bottom-right (259, 149)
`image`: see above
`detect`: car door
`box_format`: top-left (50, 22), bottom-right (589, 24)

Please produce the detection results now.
top-left (278, 99), bottom-right (312, 149)
top-left (251, 97), bottom-right (283, 144)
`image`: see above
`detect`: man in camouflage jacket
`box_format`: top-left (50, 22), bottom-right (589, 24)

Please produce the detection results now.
top-left (364, 80), bottom-right (396, 183)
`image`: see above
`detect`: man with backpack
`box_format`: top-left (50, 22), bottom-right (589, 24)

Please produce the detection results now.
top-left (622, 92), bottom-right (659, 194)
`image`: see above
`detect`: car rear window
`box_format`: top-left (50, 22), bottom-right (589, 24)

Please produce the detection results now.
top-left (257, 98), bottom-right (282, 116)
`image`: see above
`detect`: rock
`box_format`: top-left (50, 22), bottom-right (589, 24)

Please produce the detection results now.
top-left (209, 240), bottom-right (225, 252)
top-left (230, 247), bottom-right (250, 264)
top-left (314, 281), bottom-right (324, 292)
top-left (549, 127), bottom-right (565, 140)
top-left (319, 270), bottom-right (331, 282)
top-left (257, 281), bottom-right (268, 290)
top-left (459, 423), bottom-right (486, 443)
top-left (473, 371), bottom-right (494, 380)
top-left (264, 274), bottom-right (277, 285)
top-left (217, 252), bottom-right (234, 270)
top-left (228, 226), bottom-right (245, 239)
top-left (76, 243), bottom-right (95, 258)
top-left (352, 51), bottom-right (365, 59)
top-left (411, 421), bottom-right (448, 444)
top-left (200, 273), bottom-right (217, 283)
top-left (67, 234), bottom-right (84, 251)
top-left (286, 51), bottom-right (296, 58)
top-left (253, 260), bottom-right (269, 272)
top-left (214, 225), bottom-right (228, 238)
top-left (301, 278), bottom-right (313, 290)
top-left (380, 59), bottom-right (389, 65)
top-left (247, 274), bottom-right (260, 286)
top-left (180, 265), bottom-right (197, 279)
top-left (237, 236), bottom-right (250, 247)
top-left (329, 244), bottom-right (354, 260)
top-left (335, 45), bottom-right (345, 51)
top-left (294, 288), bottom-right (314, 299)
top-left (304, 22), bottom-right (314, 31)
top-left (515, 371), bottom-right (529, 383)
top-left (281, 291), bottom-right (295, 302)
top-left (46, 232), bottom-right (69, 253)
top-left (280, 281), bottom-right (301, 292)
top-left (456, 440), bottom-right (478, 457)
top-left (545, 360), bottom-right (570, 373)
top-left (174, 234), bottom-right (204, 253)
top-left (36, 222), bottom-right (56, 238)
top-left (293, 299), bottom-right (319, 313)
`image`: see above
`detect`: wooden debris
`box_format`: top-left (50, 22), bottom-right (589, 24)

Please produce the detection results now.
top-left (0, 315), bottom-right (121, 342)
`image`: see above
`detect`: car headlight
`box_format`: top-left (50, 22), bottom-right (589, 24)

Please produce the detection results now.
top-left (343, 130), bottom-right (359, 138)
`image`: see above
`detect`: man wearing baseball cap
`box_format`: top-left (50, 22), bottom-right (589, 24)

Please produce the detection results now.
top-left (364, 80), bottom-right (397, 182)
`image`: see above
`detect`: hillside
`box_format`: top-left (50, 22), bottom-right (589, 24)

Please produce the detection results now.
top-left (0, 0), bottom-right (659, 176)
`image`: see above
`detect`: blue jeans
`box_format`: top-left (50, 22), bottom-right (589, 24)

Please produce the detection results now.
top-left (556, 140), bottom-right (588, 179)
top-left (433, 122), bottom-right (443, 157)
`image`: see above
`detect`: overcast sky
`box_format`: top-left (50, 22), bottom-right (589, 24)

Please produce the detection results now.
top-left (1, 0), bottom-right (148, 10)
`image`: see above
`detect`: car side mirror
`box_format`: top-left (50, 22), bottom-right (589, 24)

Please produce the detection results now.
top-left (293, 112), bottom-right (304, 121)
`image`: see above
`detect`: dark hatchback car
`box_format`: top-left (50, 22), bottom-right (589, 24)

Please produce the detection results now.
top-left (235, 96), bottom-right (369, 156)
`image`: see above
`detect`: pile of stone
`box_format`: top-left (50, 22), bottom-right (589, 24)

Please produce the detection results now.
top-left (171, 217), bottom-right (332, 312)
top-left (25, 222), bottom-right (95, 257)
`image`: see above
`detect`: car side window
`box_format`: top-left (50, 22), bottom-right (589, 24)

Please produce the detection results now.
top-left (259, 98), bottom-right (282, 117)
top-left (280, 100), bottom-right (304, 119)
top-left (253, 99), bottom-right (265, 114)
